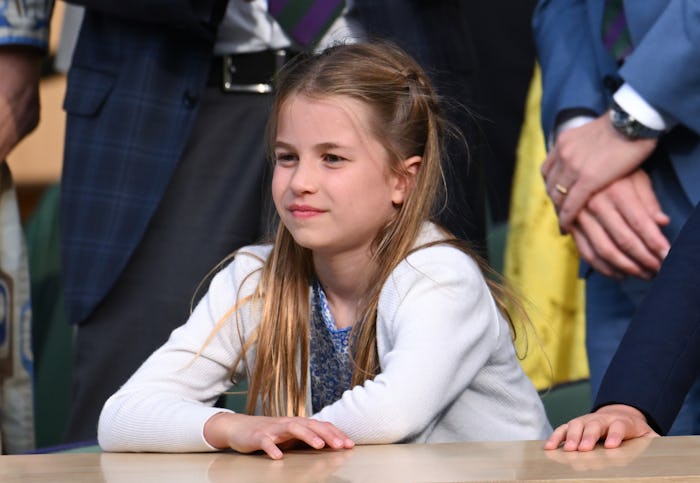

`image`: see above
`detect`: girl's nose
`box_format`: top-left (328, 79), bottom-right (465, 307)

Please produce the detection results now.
top-left (289, 159), bottom-right (318, 194)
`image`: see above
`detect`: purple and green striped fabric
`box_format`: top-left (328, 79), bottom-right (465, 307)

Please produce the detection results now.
top-left (269, 0), bottom-right (346, 48)
top-left (602, 0), bottom-right (632, 62)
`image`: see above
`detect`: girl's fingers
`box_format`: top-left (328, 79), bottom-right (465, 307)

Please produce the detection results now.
top-left (307, 419), bottom-right (354, 449)
top-left (259, 436), bottom-right (284, 460)
top-left (544, 424), bottom-right (569, 450)
top-left (577, 420), bottom-right (604, 452)
top-left (242, 417), bottom-right (355, 459)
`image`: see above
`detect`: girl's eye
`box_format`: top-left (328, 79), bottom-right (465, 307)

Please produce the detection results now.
top-left (324, 154), bottom-right (345, 164)
top-left (275, 153), bottom-right (298, 165)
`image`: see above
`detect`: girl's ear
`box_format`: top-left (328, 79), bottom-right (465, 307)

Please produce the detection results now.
top-left (391, 155), bottom-right (422, 206)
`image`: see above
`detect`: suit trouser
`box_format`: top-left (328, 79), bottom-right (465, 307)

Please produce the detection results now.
top-left (586, 159), bottom-right (700, 435)
top-left (63, 86), bottom-right (273, 443)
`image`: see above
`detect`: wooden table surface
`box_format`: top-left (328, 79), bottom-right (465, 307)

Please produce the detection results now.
top-left (2, 436), bottom-right (699, 482)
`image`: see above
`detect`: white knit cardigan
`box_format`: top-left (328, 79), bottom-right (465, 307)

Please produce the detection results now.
top-left (98, 223), bottom-right (551, 452)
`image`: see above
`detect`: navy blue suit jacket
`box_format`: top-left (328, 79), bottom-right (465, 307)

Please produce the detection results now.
top-left (61, 1), bottom-right (227, 325)
top-left (595, 202), bottom-right (700, 434)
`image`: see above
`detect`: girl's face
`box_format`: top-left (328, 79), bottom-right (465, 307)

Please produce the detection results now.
top-left (272, 94), bottom-right (407, 259)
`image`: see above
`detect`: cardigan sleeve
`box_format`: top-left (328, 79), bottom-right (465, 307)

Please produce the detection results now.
top-left (311, 245), bottom-right (502, 443)
top-left (97, 248), bottom-right (266, 452)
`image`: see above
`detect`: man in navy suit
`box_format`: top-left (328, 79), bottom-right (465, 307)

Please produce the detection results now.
top-left (534, 0), bottom-right (700, 435)
top-left (544, 201), bottom-right (700, 451)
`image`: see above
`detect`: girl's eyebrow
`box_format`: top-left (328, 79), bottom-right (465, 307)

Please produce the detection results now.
top-left (315, 142), bottom-right (344, 151)
top-left (273, 140), bottom-right (295, 150)
top-left (274, 141), bottom-right (346, 151)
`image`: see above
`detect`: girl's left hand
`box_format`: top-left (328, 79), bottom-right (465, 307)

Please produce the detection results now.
top-left (544, 404), bottom-right (659, 452)
top-left (204, 412), bottom-right (355, 459)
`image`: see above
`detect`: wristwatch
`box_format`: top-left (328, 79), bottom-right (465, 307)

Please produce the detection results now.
top-left (609, 101), bottom-right (664, 139)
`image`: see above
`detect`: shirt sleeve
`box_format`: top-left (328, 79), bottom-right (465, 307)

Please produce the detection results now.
top-left (0, 0), bottom-right (53, 49)
top-left (613, 83), bottom-right (671, 131)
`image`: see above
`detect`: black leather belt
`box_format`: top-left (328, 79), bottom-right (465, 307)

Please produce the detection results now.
top-left (208, 49), bottom-right (298, 94)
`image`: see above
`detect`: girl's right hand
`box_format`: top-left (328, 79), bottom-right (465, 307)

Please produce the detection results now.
top-left (203, 412), bottom-right (355, 459)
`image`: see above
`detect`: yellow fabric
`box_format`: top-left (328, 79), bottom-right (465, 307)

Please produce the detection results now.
top-left (504, 66), bottom-right (589, 390)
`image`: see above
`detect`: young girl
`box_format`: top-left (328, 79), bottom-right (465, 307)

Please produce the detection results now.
top-left (98, 41), bottom-right (551, 459)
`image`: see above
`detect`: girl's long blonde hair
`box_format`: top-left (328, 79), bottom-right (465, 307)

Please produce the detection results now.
top-left (223, 41), bottom-right (523, 416)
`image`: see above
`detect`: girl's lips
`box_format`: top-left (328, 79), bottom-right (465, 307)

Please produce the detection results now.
top-left (289, 205), bottom-right (324, 218)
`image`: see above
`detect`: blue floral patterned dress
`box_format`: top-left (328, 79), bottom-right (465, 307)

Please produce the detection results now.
top-left (309, 279), bottom-right (354, 413)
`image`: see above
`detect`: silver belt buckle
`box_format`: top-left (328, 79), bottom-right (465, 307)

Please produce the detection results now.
top-left (221, 50), bottom-right (290, 94)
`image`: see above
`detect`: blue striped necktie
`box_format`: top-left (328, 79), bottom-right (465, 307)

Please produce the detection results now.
top-left (268, 0), bottom-right (346, 49)
top-left (602, 0), bottom-right (632, 62)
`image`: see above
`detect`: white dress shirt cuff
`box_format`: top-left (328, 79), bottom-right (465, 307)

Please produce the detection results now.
top-left (613, 84), bottom-right (670, 131)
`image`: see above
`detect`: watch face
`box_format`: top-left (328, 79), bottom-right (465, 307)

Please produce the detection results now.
top-left (621, 122), bottom-right (639, 137)
top-left (611, 109), bottom-right (632, 130)
top-left (610, 107), bottom-right (658, 139)
top-left (610, 109), bottom-right (645, 138)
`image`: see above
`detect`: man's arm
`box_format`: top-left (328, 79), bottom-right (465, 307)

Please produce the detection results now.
top-left (546, 201), bottom-right (700, 451)
top-left (533, 0), bottom-right (606, 136)
top-left (0, 0), bottom-right (52, 161)
top-left (595, 201), bottom-right (700, 435)
top-left (620, 1), bottom-right (700, 135)
top-left (541, 2), bottom-right (700, 230)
